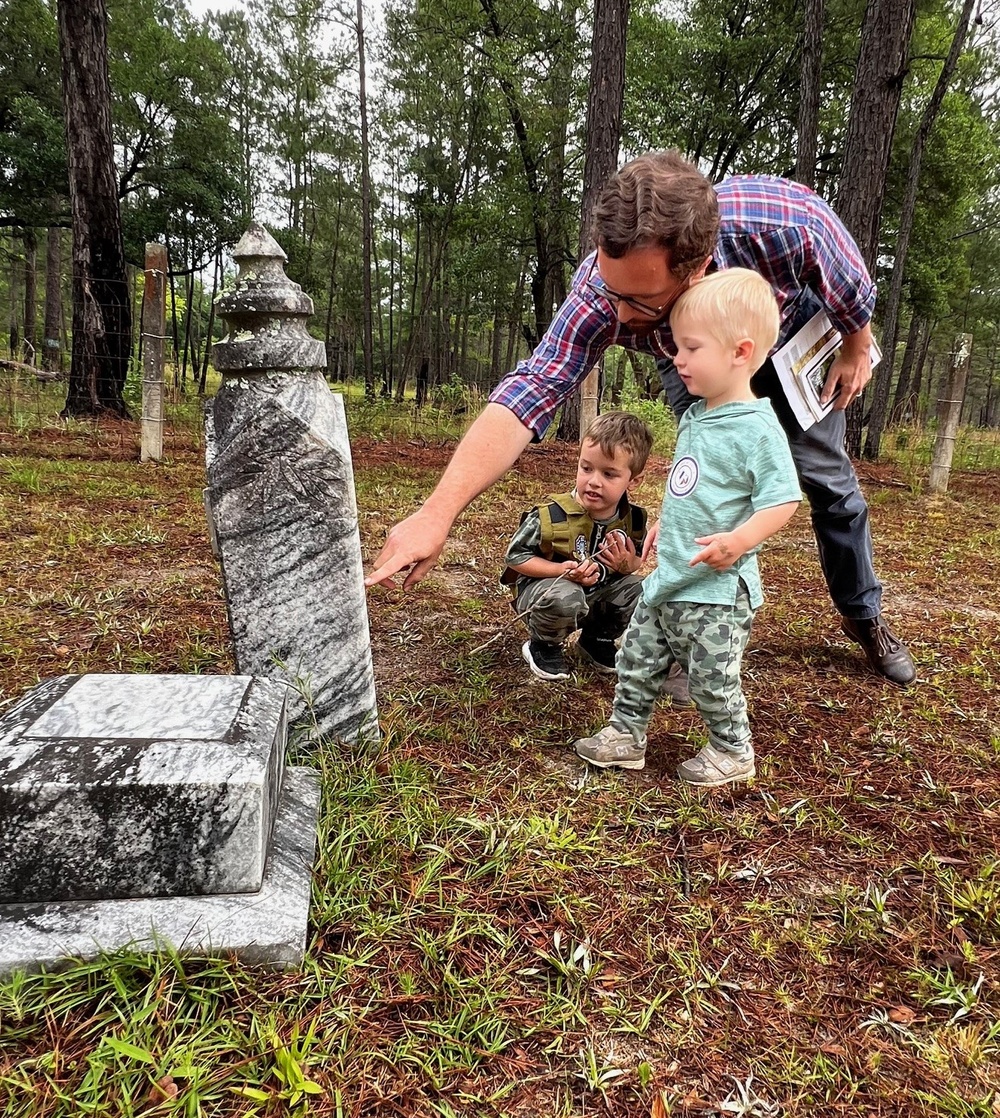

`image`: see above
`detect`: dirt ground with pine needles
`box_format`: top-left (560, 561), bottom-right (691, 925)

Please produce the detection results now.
top-left (1, 409), bottom-right (999, 1117)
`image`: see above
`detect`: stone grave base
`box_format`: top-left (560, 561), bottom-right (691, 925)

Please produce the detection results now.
top-left (0, 768), bottom-right (320, 977)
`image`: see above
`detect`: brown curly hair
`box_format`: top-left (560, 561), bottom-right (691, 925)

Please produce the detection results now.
top-left (582, 411), bottom-right (654, 476)
top-left (592, 151), bottom-right (719, 279)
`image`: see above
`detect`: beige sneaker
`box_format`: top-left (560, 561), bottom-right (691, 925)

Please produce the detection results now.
top-left (677, 744), bottom-right (755, 787)
top-left (574, 725), bottom-right (647, 770)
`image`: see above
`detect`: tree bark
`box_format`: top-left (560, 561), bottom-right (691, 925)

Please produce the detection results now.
top-left (57, 0), bottom-right (131, 418)
top-left (43, 225), bottom-right (63, 373)
top-left (795, 0), bottom-right (824, 189)
top-left (480, 0), bottom-right (551, 346)
top-left (916, 348), bottom-right (935, 425)
top-left (889, 312), bottom-right (921, 424)
top-left (490, 298), bottom-right (504, 384)
top-left (862, 0), bottom-right (976, 460)
top-left (199, 249), bottom-right (220, 395)
top-left (562, 0), bottom-right (630, 441)
top-left (357, 0), bottom-right (376, 400)
top-left (23, 229), bottom-right (37, 364)
top-left (836, 0), bottom-right (917, 271)
top-left (835, 0), bottom-right (916, 453)
top-left (8, 236), bottom-right (21, 360)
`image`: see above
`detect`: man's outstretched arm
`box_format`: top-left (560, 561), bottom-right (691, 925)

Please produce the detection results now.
top-left (365, 403), bottom-right (534, 590)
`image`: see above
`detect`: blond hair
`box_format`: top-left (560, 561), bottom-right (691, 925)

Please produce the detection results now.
top-left (670, 268), bottom-right (780, 371)
top-left (582, 411), bottom-right (654, 476)
top-left (592, 151), bottom-right (719, 280)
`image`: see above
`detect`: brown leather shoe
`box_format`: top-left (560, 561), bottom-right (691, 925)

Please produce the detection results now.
top-left (841, 615), bottom-right (916, 685)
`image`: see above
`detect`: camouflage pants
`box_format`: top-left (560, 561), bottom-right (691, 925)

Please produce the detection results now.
top-left (612, 588), bottom-right (756, 756)
top-left (514, 574), bottom-right (643, 644)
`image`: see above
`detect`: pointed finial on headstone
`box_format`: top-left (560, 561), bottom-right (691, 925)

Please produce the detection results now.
top-left (212, 221), bottom-right (326, 375)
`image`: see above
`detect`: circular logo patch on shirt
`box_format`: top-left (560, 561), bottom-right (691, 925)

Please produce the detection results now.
top-left (668, 455), bottom-right (699, 498)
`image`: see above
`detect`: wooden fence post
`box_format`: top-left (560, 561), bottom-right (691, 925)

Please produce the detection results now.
top-left (580, 361), bottom-right (601, 438)
top-left (927, 332), bottom-right (972, 495)
top-left (141, 243), bottom-right (167, 462)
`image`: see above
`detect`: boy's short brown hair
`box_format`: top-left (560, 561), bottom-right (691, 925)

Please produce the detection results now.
top-left (592, 150), bottom-right (719, 279)
top-left (582, 412), bottom-right (654, 477)
top-left (670, 268), bottom-right (780, 372)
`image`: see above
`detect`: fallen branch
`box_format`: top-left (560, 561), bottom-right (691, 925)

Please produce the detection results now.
top-left (0, 358), bottom-right (60, 382)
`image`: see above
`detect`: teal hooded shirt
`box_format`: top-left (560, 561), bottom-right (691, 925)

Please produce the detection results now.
top-left (643, 398), bottom-right (801, 609)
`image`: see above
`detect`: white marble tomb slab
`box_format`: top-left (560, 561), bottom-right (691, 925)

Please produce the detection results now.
top-left (205, 378), bottom-right (379, 744)
top-left (0, 674), bottom-right (288, 904)
top-left (0, 767), bottom-right (320, 975)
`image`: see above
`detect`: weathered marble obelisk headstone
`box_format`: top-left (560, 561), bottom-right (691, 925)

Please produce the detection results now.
top-left (0, 673), bottom-right (320, 976)
top-left (205, 223), bottom-right (378, 743)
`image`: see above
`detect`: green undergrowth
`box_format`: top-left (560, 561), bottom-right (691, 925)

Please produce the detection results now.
top-left (3, 718), bottom-right (1000, 1115)
top-left (5, 366), bottom-right (1000, 475)
top-left (1, 394), bottom-right (999, 1116)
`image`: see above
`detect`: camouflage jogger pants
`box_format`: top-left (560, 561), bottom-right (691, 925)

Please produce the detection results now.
top-left (612, 587), bottom-right (756, 756)
top-left (514, 574), bottom-right (643, 644)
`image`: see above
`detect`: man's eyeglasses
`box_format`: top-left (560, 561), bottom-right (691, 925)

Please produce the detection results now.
top-left (583, 257), bottom-right (683, 320)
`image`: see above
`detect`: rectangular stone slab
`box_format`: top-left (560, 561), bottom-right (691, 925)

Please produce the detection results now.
top-left (0, 674), bottom-right (287, 903)
top-left (0, 767), bottom-right (319, 975)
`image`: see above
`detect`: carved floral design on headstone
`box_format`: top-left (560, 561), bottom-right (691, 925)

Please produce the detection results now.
top-left (205, 223), bottom-right (378, 743)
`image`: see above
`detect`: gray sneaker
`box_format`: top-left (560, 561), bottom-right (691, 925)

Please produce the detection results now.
top-left (663, 662), bottom-right (694, 708)
top-left (574, 724), bottom-right (647, 770)
top-left (677, 744), bottom-right (755, 787)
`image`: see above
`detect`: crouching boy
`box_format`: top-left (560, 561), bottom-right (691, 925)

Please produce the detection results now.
top-left (502, 412), bottom-right (654, 681)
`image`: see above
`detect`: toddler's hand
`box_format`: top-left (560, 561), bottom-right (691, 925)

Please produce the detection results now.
top-left (689, 533), bottom-right (743, 571)
top-left (641, 520), bottom-right (660, 563)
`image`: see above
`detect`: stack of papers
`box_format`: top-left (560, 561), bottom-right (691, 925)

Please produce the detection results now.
top-left (772, 310), bottom-right (881, 429)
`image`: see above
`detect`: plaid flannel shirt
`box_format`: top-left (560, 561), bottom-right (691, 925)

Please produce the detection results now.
top-left (489, 174), bottom-right (877, 440)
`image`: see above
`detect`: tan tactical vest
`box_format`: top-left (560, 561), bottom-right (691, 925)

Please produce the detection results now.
top-left (501, 492), bottom-right (647, 588)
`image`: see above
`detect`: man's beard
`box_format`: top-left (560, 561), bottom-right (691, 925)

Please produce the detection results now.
top-left (624, 316), bottom-right (671, 340)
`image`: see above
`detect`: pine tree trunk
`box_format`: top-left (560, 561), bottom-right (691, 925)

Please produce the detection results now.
top-left (836, 0), bottom-right (917, 270)
top-left (889, 313), bottom-right (921, 424)
top-left (861, 0), bottom-right (976, 460)
top-left (505, 262), bottom-right (528, 373)
top-left (490, 298), bottom-right (504, 385)
top-left (357, 0), bottom-right (375, 401)
top-left (795, 0), bottom-right (824, 189)
top-left (835, 0), bottom-right (916, 454)
top-left (57, 0), bottom-right (132, 418)
top-left (480, 0), bottom-right (550, 346)
top-left (23, 229), bottom-right (37, 364)
top-left (199, 249), bottom-right (220, 395)
top-left (43, 225), bottom-right (63, 373)
top-left (915, 349), bottom-right (935, 425)
top-left (563, 0), bottom-right (630, 441)
top-left (8, 237), bottom-right (21, 360)
top-left (181, 265), bottom-right (195, 390)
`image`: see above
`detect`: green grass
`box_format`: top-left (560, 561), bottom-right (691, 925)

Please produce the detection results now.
top-left (6, 361), bottom-right (1000, 477)
top-left (2, 371), bottom-right (1000, 1116)
top-left (880, 423), bottom-right (1000, 473)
